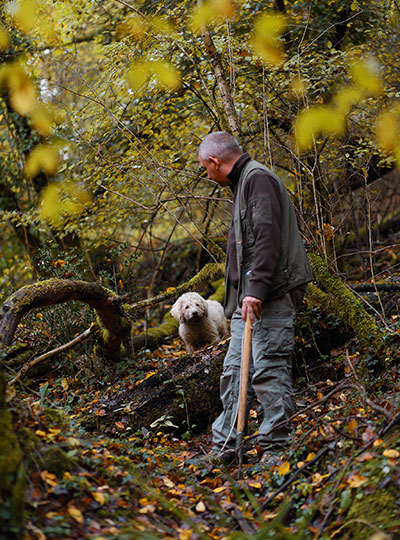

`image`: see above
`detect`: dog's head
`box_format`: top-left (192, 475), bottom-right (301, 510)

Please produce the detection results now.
top-left (170, 292), bottom-right (208, 323)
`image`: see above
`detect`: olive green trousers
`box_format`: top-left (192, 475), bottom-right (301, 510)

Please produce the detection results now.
top-left (212, 292), bottom-right (297, 453)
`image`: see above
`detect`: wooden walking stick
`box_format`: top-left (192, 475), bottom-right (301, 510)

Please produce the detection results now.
top-left (235, 313), bottom-right (253, 476)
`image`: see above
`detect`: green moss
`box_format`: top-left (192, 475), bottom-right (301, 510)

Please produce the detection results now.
top-left (41, 446), bottom-right (74, 476)
top-left (308, 254), bottom-right (385, 354)
top-left (344, 489), bottom-right (400, 537)
top-left (44, 407), bottom-right (69, 428)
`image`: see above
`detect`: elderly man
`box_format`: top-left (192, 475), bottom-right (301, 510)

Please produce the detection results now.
top-left (198, 131), bottom-right (313, 466)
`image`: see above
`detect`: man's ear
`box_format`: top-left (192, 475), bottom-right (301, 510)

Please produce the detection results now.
top-left (208, 156), bottom-right (221, 168)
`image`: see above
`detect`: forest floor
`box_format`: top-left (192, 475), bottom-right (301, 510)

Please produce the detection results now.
top-left (6, 312), bottom-right (400, 539)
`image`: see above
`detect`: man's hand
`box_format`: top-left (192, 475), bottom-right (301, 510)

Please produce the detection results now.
top-left (241, 296), bottom-right (262, 323)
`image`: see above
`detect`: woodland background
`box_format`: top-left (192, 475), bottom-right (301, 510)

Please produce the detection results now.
top-left (0, 0), bottom-right (399, 538)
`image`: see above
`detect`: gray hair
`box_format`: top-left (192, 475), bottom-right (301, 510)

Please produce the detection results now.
top-left (198, 131), bottom-right (242, 162)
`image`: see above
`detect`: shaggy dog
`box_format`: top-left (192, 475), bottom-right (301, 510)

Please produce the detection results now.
top-left (170, 292), bottom-right (228, 353)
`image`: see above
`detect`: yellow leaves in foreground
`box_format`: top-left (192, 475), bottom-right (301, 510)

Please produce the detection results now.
top-left (10, 0), bottom-right (57, 44)
top-left (251, 12), bottom-right (287, 66)
top-left (0, 23), bottom-right (10, 50)
top-left (0, 61), bottom-right (54, 136)
top-left (295, 58), bottom-right (383, 151)
top-left (126, 60), bottom-right (181, 92)
top-left (39, 180), bottom-right (92, 229)
top-left (25, 144), bottom-right (59, 178)
top-left (0, 62), bottom-right (38, 116)
top-left (351, 58), bottom-right (382, 96)
top-left (190, 0), bottom-right (238, 33)
top-left (376, 106), bottom-right (400, 168)
top-left (295, 106), bottom-right (346, 152)
top-left (117, 14), bottom-right (175, 40)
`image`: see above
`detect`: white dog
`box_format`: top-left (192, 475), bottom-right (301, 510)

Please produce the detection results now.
top-left (170, 292), bottom-right (228, 353)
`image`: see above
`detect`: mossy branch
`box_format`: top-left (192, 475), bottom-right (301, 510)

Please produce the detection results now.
top-left (308, 254), bottom-right (385, 353)
top-left (126, 262), bottom-right (225, 315)
top-left (0, 279), bottom-right (131, 361)
top-left (130, 265), bottom-right (225, 352)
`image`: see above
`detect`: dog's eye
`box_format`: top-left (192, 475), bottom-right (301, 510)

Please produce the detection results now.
top-left (195, 303), bottom-right (199, 306)
top-left (185, 305), bottom-right (189, 309)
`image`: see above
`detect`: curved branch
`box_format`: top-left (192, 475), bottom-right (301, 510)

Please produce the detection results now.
top-left (0, 280), bottom-right (131, 361)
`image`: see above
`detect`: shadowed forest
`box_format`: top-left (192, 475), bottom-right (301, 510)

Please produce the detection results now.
top-left (0, 0), bottom-right (399, 538)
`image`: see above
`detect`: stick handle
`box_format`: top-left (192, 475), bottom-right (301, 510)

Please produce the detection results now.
top-left (236, 314), bottom-right (252, 436)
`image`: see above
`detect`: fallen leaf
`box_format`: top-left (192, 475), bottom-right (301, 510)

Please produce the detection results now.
top-left (383, 449), bottom-right (399, 459)
top-left (213, 486), bottom-right (228, 493)
top-left (163, 476), bottom-right (175, 489)
top-left (348, 418), bottom-right (357, 434)
top-left (279, 461), bottom-right (290, 476)
top-left (347, 473), bottom-right (367, 488)
top-left (195, 501), bottom-right (206, 512)
top-left (362, 425), bottom-right (377, 442)
top-left (68, 506), bottom-right (84, 524)
top-left (93, 491), bottom-right (106, 505)
top-left (356, 452), bottom-right (374, 462)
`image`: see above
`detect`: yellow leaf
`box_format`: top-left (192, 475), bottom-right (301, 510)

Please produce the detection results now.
top-left (0, 25), bottom-right (10, 50)
top-left (383, 449), bottom-right (400, 459)
top-left (305, 452), bottom-right (316, 462)
top-left (68, 506), bottom-right (84, 524)
top-left (333, 86), bottom-right (363, 114)
top-left (150, 15), bottom-right (175, 36)
top-left (291, 76), bottom-right (307, 98)
top-left (376, 111), bottom-right (399, 155)
top-left (195, 501), bottom-right (206, 512)
top-left (139, 504), bottom-right (156, 514)
top-left (348, 418), bottom-right (357, 435)
top-left (39, 180), bottom-right (92, 228)
top-left (294, 105), bottom-right (346, 151)
top-left (40, 470), bottom-right (58, 487)
top-left (152, 61), bottom-right (181, 91)
top-left (92, 491), bottom-right (106, 505)
top-left (190, 0), bottom-right (237, 32)
top-left (162, 476), bottom-right (175, 489)
top-left (25, 144), bottom-right (59, 178)
top-left (31, 104), bottom-right (54, 137)
top-left (126, 63), bottom-right (148, 92)
top-left (61, 378), bottom-right (69, 390)
top-left (13, 0), bottom-right (38, 33)
top-left (347, 472), bottom-right (367, 488)
top-left (213, 486), bottom-right (227, 493)
top-left (373, 439), bottom-right (384, 447)
top-left (8, 69), bottom-right (38, 115)
top-left (35, 430), bottom-right (47, 437)
top-left (248, 479), bottom-right (262, 488)
top-left (278, 461), bottom-right (290, 476)
top-left (117, 15), bottom-right (148, 40)
top-left (351, 58), bottom-right (382, 96)
top-left (251, 12), bottom-right (287, 66)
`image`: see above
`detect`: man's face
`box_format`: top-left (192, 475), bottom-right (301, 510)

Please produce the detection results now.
top-left (199, 155), bottom-right (232, 187)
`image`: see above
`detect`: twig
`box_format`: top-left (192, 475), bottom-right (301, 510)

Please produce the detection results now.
top-left (9, 324), bottom-right (96, 385)
top-left (256, 440), bottom-right (337, 514)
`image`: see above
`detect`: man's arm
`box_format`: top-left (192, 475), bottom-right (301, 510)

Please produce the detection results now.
top-left (241, 170), bottom-right (282, 322)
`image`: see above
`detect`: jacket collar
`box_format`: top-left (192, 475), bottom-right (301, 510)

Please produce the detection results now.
top-left (227, 152), bottom-right (251, 191)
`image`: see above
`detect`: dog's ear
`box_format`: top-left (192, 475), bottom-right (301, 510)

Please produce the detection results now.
top-left (170, 299), bottom-right (183, 322)
top-left (201, 298), bottom-right (209, 317)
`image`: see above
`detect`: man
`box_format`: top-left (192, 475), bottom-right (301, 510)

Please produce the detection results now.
top-left (198, 131), bottom-right (313, 466)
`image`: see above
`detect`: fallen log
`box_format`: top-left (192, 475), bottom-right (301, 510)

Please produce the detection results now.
top-left (78, 344), bottom-right (227, 435)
